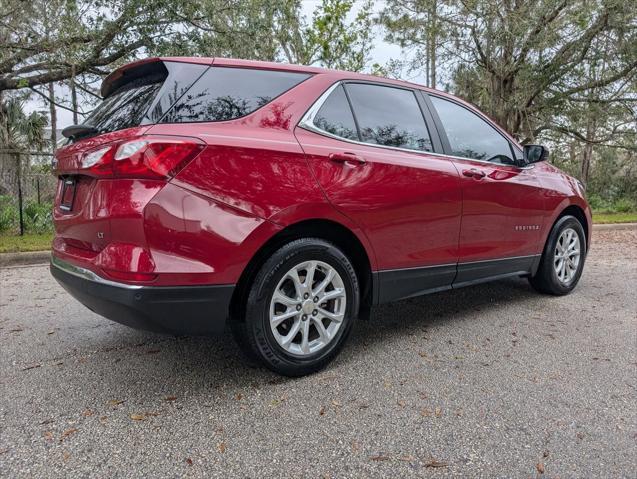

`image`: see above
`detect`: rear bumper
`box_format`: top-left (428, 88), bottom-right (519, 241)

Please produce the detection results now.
top-left (50, 256), bottom-right (234, 335)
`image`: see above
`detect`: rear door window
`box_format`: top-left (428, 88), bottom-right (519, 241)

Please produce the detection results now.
top-left (161, 67), bottom-right (311, 123)
top-left (344, 83), bottom-right (433, 152)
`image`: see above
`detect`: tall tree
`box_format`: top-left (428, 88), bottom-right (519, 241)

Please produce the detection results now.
top-left (0, 0), bottom-right (184, 93)
top-left (378, 0), bottom-right (447, 88)
top-left (159, 0), bottom-right (375, 72)
top-left (379, 0), bottom-right (637, 143)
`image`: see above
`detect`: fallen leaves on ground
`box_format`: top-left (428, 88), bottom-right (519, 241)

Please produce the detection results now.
top-left (164, 396), bottom-right (178, 402)
top-left (370, 454), bottom-right (390, 461)
top-left (319, 405), bottom-right (326, 415)
top-left (185, 458), bottom-right (193, 466)
top-left (218, 442), bottom-right (226, 453)
top-left (536, 463), bottom-right (545, 474)
top-left (60, 428), bottom-right (78, 441)
top-left (106, 399), bottom-right (124, 406)
top-left (269, 395), bottom-right (287, 408)
top-left (130, 414), bottom-right (146, 421)
top-left (425, 459), bottom-right (448, 468)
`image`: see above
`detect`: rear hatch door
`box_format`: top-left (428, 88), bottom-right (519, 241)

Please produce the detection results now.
top-left (53, 58), bottom-right (210, 252)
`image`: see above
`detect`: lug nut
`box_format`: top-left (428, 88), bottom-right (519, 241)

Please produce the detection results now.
top-left (313, 297), bottom-right (319, 303)
top-left (302, 314), bottom-right (307, 320)
top-left (312, 310), bottom-right (318, 316)
top-left (296, 305), bottom-right (302, 311)
top-left (304, 293), bottom-right (309, 299)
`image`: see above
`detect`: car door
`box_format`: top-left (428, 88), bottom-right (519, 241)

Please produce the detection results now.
top-left (295, 81), bottom-right (462, 303)
top-left (427, 94), bottom-right (546, 285)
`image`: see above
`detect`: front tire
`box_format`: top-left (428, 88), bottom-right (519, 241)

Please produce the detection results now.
top-left (529, 215), bottom-right (586, 295)
top-left (232, 238), bottom-right (359, 376)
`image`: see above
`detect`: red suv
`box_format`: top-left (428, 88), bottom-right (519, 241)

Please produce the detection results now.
top-left (51, 57), bottom-right (591, 376)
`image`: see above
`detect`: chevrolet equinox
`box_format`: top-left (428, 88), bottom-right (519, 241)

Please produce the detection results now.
top-left (51, 57), bottom-right (591, 376)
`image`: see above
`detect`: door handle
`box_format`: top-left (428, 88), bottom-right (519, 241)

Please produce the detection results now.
top-left (462, 168), bottom-right (486, 179)
top-left (328, 152), bottom-right (366, 166)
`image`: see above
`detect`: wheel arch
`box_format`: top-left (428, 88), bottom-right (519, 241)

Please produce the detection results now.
top-left (229, 218), bottom-right (374, 322)
top-left (540, 203), bottom-right (590, 260)
top-left (559, 204), bottom-right (589, 244)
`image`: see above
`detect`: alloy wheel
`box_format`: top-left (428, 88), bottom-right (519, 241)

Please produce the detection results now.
top-left (554, 227), bottom-right (581, 284)
top-left (269, 260), bottom-right (347, 356)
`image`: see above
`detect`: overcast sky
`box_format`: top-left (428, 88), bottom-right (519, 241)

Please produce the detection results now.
top-left (28, 0), bottom-right (412, 130)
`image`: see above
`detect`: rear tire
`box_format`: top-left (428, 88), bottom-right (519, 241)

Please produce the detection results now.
top-left (231, 238), bottom-right (359, 376)
top-left (529, 215), bottom-right (586, 295)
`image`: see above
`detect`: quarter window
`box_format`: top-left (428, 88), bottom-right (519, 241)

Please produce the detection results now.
top-left (313, 85), bottom-right (358, 141)
top-left (161, 67), bottom-right (310, 123)
top-left (345, 83), bottom-right (433, 152)
top-left (430, 96), bottom-right (514, 164)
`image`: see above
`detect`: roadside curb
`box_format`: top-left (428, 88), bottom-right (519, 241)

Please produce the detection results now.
top-left (0, 251), bottom-right (51, 268)
top-left (592, 222), bottom-right (637, 231)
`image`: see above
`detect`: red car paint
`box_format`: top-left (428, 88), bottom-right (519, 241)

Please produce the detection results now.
top-left (51, 57), bottom-right (591, 298)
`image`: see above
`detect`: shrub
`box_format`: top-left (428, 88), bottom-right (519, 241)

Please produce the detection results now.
top-left (24, 201), bottom-right (53, 234)
top-left (0, 195), bottom-right (18, 233)
top-left (613, 198), bottom-right (636, 213)
top-left (586, 193), bottom-right (608, 212)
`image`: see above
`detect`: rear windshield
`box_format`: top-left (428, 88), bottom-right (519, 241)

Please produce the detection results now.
top-left (84, 79), bottom-right (162, 134)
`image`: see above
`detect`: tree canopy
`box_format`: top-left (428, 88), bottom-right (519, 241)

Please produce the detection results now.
top-left (0, 0), bottom-right (635, 203)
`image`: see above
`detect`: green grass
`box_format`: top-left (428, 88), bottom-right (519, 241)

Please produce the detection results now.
top-left (592, 212), bottom-right (637, 224)
top-left (0, 233), bottom-right (53, 253)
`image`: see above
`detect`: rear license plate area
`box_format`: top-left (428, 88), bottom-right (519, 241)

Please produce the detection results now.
top-left (60, 177), bottom-right (77, 211)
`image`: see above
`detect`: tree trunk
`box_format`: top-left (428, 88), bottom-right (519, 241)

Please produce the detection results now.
top-left (48, 82), bottom-right (57, 151)
top-left (429, 0), bottom-right (437, 88)
top-left (581, 120), bottom-right (596, 185)
top-left (71, 65), bottom-right (79, 125)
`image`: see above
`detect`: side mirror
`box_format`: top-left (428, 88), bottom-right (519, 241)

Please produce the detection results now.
top-left (522, 144), bottom-right (549, 165)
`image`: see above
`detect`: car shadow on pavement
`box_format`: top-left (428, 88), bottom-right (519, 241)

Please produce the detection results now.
top-left (354, 276), bottom-right (538, 347)
top-left (65, 276), bottom-right (540, 405)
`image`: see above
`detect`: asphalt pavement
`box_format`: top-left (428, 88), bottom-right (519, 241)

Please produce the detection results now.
top-left (1, 228), bottom-right (635, 478)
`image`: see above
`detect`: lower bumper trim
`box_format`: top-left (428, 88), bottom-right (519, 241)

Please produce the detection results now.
top-left (50, 257), bottom-right (234, 336)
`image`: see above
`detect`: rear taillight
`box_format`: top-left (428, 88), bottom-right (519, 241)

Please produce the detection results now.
top-left (79, 135), bottom-right (204, 179)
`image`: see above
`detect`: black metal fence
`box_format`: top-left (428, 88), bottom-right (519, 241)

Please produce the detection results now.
top-left (0, 149), bottom-right (57, 235)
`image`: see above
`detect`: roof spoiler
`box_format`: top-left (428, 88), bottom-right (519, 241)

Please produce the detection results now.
top-left (100, 58), bottom-right (167, 98)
